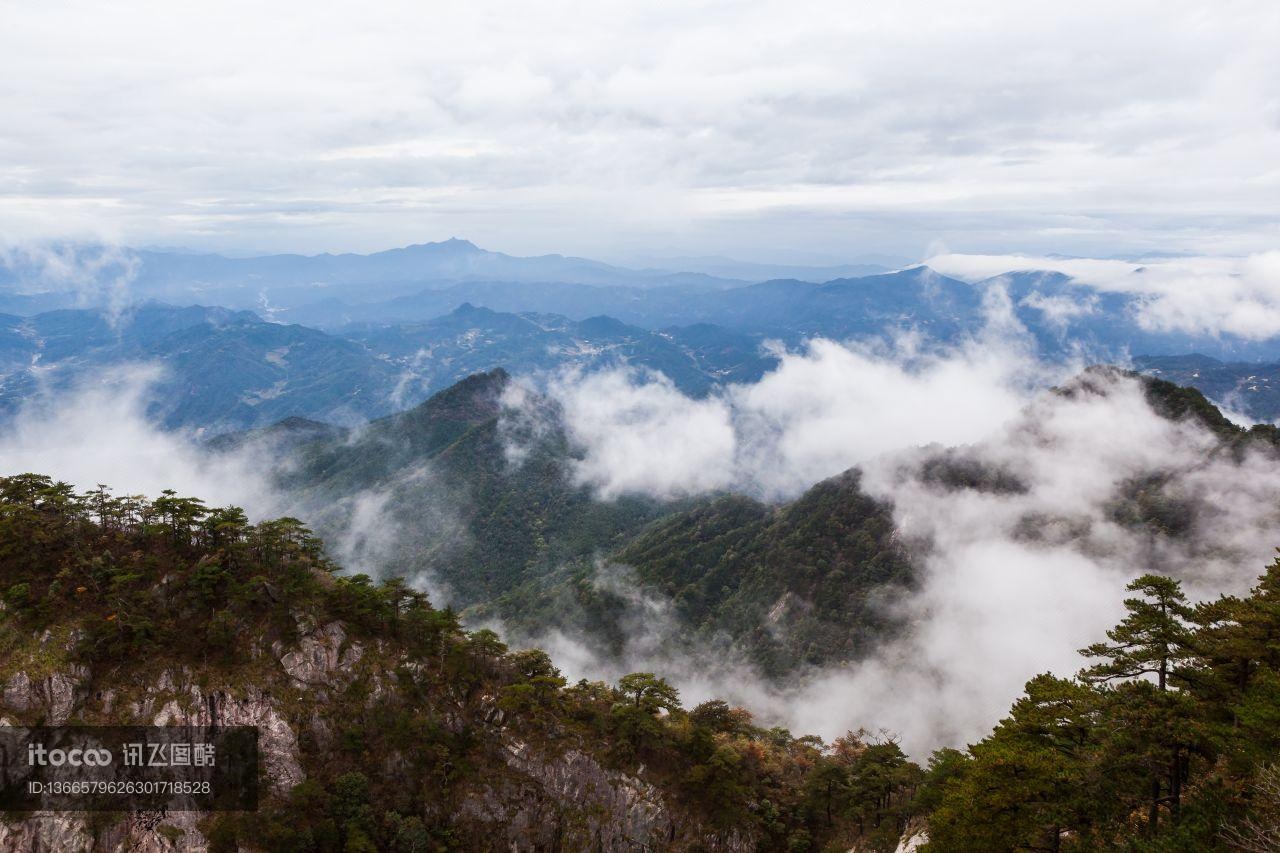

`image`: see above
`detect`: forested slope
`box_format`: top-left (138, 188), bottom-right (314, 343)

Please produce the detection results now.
top-left (612, 471), bottom-right (912, 677)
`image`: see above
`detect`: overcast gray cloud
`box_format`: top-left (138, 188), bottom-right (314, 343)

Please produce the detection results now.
top-left (1, 0), bottom-right (1276, 260)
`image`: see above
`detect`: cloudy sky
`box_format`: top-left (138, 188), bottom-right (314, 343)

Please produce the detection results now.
top-left (1, 0), bottom-right (1276, 262)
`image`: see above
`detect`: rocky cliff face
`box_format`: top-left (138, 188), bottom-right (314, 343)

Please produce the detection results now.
top-left (465, 742), bottom-right (751, 852)
top-left (0, 612), bottom-right (754, 852)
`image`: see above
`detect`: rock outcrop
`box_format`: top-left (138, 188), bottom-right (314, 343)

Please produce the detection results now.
top-left (0, 614), bottom-right (746, 852)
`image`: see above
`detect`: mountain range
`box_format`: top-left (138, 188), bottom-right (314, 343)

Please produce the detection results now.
top-left (6, 403), bottom-right (1279, 848)
top-left (0, 239), bottom-right (837, 316)
top-left (210, 367), bottom-right (915, 676)
top-left (0, 302), bottom-right (776, 432)
top-left (1135, 353), bottom-right (1280, 422)
top-left (209, 364), bottom-right (1279, 683)
top-left (6, 246), bottom-right (1280, 435)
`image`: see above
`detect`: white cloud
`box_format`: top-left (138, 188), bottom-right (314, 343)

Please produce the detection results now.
top-left (0, 243), bottom-right (139, 322)
top-left (546, 312), bottom-right (1056, 500)
top-left (1017, 290), bottom-right (1098, 331)
top-left (928, 251), bottom-right (1280, 339)
top-left (533, 335), bottom-right (1280, 755)
top-left (783, 370), bottom-right (1280, 754)
top-left (551, 367), bottom-right (738, 500)
top-left (0, 365), bottom-right (467, 594)
top-left (529, 358), bottom-right (1280, 753)
top-left (0, 365), bottom-right (277, 512)
top-left (727, 334), bottom-right (1041, 496)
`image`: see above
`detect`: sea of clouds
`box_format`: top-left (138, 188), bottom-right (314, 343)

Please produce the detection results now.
top-left (4, 258), bottom-right (1280, 755)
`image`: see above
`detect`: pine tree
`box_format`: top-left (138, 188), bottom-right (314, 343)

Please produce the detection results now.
top-left (1080, 574), bottom-right (1197, 835)
top-left (1080, 574), bottom-right (1194, 692)
top-left (925, 675), bottom-right (1097, 851)
top-left (616, 672), bottom-right (681, 712)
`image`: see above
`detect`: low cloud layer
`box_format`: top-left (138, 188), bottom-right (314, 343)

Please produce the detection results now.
top-left (0, 365), bottom-right (457, 591)
top-left (928, 251), bottom-right (1280, 340)
top-left (784, 371), bottom-right (1280, 753)
top-left (530, 337), bottom-right (1280, 755)
top-left (0, 365), bottom-right (276, 512)
top-left (7, 338), bottom-right (1280, 758)
top-left (549, 315), bottom-right (1056, 501)
top-left (0, 243), bottom-right (139, 322)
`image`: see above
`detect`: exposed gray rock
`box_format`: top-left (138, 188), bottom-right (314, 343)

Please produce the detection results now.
top-left (457, 740), bottom-right (755, 851)
top-left (278, 621), bottom-right (363, 686)
top-left (152, 686), bottom-right (304, 795)
top-left (894, 821), bottom-right (929, 853)
top-left (0, 615), bottom-right (754, 852)
top-left (0, 813), bottom-right (99, 852)
top-left (2, 669), bottom-right (85, 724)
top-left (0, 810), bottom-right (208, 853)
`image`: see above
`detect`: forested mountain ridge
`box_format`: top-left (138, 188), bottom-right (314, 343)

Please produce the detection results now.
top-left (256, 368), bottom-right (681, 608)
top-left (228, 368), bottom-right (917, 676)
top-left (1136, 353), bottom-right (1280, 424)
top-left (0, 304), bottom-right (415, 431)
top-left (1066, 365), bottom-right (1280, 450)
top-left (339, 303), bottom-right (776, 398)
top-left (611, 471), bottom-right (913, 678)
top-left (0, 302), bottom-right (775, 433)
top-left (479, 469), bottom-right (916, 679)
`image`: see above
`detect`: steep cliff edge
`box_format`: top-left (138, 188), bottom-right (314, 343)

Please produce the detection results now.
top-left (0, 614), bottom-right (752, 851)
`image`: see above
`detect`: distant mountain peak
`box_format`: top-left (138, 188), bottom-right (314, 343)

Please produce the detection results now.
top-left (397, 237), bottom-right (483, 254)
top-left (450, 301), bottom-right (497, 317)
top-left (577, 314), bottom-right (634, 336)
top-left (896, 264), bottom-right (939, 279)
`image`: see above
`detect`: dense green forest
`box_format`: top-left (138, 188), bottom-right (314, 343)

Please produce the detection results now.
top-left (1, 471), bottom-right (1278, 849)
top-left (480, 469), bottom-right (913, 678)
top-left (266, 368), bottom-right (678, 604)
top-left (611, 470), bottom-right (913, 677)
